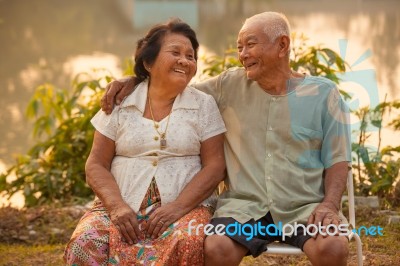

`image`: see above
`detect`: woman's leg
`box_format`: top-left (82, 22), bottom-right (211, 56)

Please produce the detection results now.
top-left (64, 203), bottom-right (111, 266)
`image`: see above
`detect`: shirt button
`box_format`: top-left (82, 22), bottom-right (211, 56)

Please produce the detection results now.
top-left (152, 161), bottom-right (158, 166)
top-left (267, 176), bottom-right (271, 180)
top-left (268, 126), bottom-right (273, 131)
top-left (154, 136), bottom-right (159, 141)
top-left (272, 97), bottom-right (277, 101)
top-left (267, 153), bottom-right (272, 157)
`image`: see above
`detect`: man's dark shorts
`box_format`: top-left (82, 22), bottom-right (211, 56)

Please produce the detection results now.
top-left (209, 212), bottom-right (312, 257)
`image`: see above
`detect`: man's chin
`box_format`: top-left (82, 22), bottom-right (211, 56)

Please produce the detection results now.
top-left (245, 72), bottom-right (256, 80)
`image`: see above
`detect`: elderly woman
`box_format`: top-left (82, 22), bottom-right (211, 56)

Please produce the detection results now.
top-left (64, 19), bottom-right (226, 265)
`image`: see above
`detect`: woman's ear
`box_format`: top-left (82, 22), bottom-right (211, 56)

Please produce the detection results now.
top-left (144, 62), bottom-right (151, 72)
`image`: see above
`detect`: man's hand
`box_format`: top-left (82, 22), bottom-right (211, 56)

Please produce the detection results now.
top-left (307, 201), bottom-right (341, 238)
top-left (144, 202), bottom-right (186, 239)
top-left (101, 77), bottom-right (136, 114)
top-left (109, 202), bottom-right (142, 245)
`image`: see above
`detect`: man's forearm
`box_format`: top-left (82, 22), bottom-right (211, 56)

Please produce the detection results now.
top-left (323, 161), bottom-right (349, 211)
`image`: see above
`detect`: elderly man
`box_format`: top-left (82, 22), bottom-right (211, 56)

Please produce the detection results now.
top-left (101, 12), bottom-right (351, 266)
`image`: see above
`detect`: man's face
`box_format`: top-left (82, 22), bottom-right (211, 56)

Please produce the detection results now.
top-left (237, 21), bottom-right (279, 81)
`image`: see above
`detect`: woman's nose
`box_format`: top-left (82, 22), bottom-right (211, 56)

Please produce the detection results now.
top-left (177, 57), bottom-right (189, 66)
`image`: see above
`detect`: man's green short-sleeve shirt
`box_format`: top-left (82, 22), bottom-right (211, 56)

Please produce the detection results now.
top-left (194, 67), bottom-right (351, 226)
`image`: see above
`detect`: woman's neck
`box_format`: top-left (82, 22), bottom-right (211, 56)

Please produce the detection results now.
top-left (145, 84), bottom-right (177, 122)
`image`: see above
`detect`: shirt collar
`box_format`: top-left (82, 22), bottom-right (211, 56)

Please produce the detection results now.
top-left (119, 80), bottom-right (199, 112)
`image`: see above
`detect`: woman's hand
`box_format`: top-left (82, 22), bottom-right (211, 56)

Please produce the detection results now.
top-left (143, 134), bottom-right (226, 239)
top-left (145, 202), bottom-right (186, 239)
top-left (109, 202), bottom-right (142, 245)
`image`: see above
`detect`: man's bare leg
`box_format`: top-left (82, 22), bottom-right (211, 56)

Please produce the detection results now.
top-left (303, 235), bottom-right (349, 266)
top-left (204, 234), bottom-right (249, 266)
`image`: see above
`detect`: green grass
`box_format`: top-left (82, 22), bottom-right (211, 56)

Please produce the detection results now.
top-left (0, 244), bottom-right (65, 266)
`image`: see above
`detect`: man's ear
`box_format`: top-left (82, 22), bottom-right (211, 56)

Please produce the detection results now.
top-left (278, 35), bottom-right (290, 58)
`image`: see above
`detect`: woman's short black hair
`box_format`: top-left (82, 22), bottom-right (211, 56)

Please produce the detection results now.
top-left (133, 18), bottom-right (199, 86)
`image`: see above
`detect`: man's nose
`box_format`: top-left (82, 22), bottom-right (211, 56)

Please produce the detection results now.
top-left (239, 48), bottom-right (248, 61)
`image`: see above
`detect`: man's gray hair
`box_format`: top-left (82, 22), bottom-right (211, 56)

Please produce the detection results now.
top-left (245, 12), bottom-right (291, 43)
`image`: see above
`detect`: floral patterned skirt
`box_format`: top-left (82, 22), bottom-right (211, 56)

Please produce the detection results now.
top-left (64, 178), bottom-right (212, 266)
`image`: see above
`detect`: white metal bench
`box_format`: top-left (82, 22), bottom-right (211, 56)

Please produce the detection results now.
top-left (264, 171), bottom-right (363, 266)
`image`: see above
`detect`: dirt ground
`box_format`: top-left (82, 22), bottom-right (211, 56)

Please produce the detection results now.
top-left (0, 204), bottom-right (399, 265)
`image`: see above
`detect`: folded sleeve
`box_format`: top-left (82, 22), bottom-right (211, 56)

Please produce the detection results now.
top-left (90, 106), bottom-right (120, 141)
top-left (321, 88), bottom-right (352, 168)
top-left (199, 94), bottom-right (227, 142)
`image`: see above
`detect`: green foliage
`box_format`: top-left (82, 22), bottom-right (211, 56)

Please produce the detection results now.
top-left (290, 33), bottom-right (347, 85)
top-left (351, 99), bottom-right (400, 206)
top-left (0, 71), bottom-right (113, 207)
top-left (200, 47), bottom-right (243, 78)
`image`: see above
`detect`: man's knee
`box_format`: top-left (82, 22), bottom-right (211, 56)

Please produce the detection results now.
top-left (204, 235), bottom-right (247, 265)
top-left (204, 235), bottom-right (229, 259)
top-left (304, 236), bottom-right (349, 266)
top-left (319, 236), bottom-right (349, 258)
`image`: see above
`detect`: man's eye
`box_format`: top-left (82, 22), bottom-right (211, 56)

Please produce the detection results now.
top-left (237, 47), bottom-right (243, 52)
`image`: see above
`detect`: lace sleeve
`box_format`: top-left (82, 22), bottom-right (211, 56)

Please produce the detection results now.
top-left (90, 106), bottom-right (120, 141)
top-left (199, 94), bottom-right (226, 141)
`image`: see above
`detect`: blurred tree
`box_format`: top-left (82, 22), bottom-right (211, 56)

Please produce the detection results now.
top-left (0, 71), bottom-right (114, 206)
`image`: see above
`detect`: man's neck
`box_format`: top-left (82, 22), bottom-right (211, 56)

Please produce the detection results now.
top-left (256, 69), bottom-right (305, 95)
top-left (257, 69), bottom-right (292, 95)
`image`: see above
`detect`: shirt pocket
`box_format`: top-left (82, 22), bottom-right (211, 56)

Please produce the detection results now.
top-left (285, 125), bottom-right (323, 169)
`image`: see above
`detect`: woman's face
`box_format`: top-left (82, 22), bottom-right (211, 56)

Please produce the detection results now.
top-left (148, 33), bottom-right (197, 90)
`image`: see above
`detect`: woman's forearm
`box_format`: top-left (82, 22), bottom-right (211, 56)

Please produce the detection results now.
top-left (173, 134), bottom-right (226, 214)
top-left (173, 163), bottom-right (225, 214)
top-left (85, 131), bottom-right (124, 211)
top-left (86, 160), bottom-right (125, 210)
